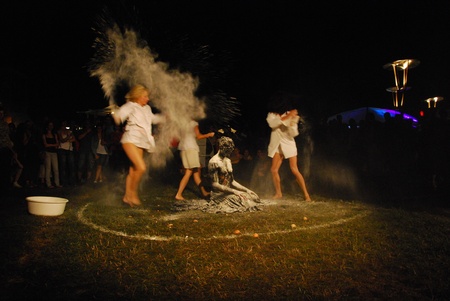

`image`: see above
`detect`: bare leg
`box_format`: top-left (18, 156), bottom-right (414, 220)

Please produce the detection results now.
top-left (122, 143), bottom-right (146, 207)
top-left (95, 164), bottom-right (101, 182)
top-left (13, 160), bottom-right (23, 185)
top-left (175, 168), bottom-right (193, 200)
top-left (270, 152), bottom-right (284, 199)
top-left (193, 168), bottom-right (209, 197)
top-left (288, 156), bottom-right (311, 201)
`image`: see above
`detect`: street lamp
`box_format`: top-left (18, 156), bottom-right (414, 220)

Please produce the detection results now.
top-left (424, 96), bottom-right (444, 108)
top-left (383, 59), bottom-right (420, 108)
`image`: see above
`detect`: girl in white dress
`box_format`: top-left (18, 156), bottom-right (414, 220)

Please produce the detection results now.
top-left (112, 85), bottom-right (165, 207)
top-left (267, 99), bottom-right (311, 201)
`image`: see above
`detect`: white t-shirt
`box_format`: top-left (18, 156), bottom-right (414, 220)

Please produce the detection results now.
top-left (59, 131), bottom-right (73, 151)
top-left (115, 101), bottom-right (164, 152)
top-left (266, 112), bottom-right (299, 158)
top-left (178, 120), bottom-right (199, 152)
top-left (96, 139), bottom-right (108, 155)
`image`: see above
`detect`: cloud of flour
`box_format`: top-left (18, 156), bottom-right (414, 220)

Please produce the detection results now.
top-left (90, 25), bottom-right (206, 168)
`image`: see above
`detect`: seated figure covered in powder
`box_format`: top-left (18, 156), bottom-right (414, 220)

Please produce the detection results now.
top-left (204, 136), bottom-right (261, 213)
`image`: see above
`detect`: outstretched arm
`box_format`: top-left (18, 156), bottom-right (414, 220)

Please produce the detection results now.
top-left (195, 125), bottom-right (215, 140)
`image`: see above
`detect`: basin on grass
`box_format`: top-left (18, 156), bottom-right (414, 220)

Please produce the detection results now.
top-left (26, 196), bottom-right (69, 216)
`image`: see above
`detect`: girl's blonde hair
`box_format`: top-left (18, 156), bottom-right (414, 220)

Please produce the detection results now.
top-left (125, 84), bottom-right (149, 102)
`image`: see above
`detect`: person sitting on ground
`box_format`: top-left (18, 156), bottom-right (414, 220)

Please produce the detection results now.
top-left (205, 136), bottom-right (261, 213)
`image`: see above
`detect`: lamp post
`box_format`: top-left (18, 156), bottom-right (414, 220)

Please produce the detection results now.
top-left (383, 59), bottom-right (420, 108)
top-left (424, 96), bottom-right (444, 109)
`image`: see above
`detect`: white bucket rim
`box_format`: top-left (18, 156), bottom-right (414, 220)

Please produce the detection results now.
top-left (26, 196), bottom-right (69, 204)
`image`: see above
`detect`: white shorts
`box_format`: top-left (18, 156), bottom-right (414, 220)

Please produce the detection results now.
top-left (180, 149), bottom-right (201, 169)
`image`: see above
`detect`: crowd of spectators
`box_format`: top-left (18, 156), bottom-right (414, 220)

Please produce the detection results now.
top-left (1, 110), bottom-right (127, 191)
top-left (315, 109), bottom-right (450, 193)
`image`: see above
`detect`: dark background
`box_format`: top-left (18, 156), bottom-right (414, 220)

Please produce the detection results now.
top-left (2, 0), bottom-right (450, 130)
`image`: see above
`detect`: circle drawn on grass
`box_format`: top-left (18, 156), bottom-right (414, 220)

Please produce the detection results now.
top-left (77, 202), bottom-right (370, 241)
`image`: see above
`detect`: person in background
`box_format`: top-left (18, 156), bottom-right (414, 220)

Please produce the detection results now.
top-left (266, 93), bottom-right (311, 201)
top-left (0, 104), bottom-right (22, 190)
top-left (76, 120), bottom-right (95, 184)
top-left (239, 148), bottom-right (254, 186)
top-left (57, 120), bottom-right (77, 186)
top-left (109, 124), bottom-right (127, 174)
top-left (112, 84), bottom-right (165, 207)
top-left (250, 148), bottom-right (272, 196)
top-left (4, 114), bottom-right (23, 188)
top-left (93, 122), bottom-right (109, 183)
top-left (175, 119), bottom-right (215, 201)
top-left (42, 121), bottom-right (61, 188)
top-left (15, 120), bottom-right (40, 188)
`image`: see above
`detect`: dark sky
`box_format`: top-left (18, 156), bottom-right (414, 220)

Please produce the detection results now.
top-left (2, 0), bottom-right (450, 127)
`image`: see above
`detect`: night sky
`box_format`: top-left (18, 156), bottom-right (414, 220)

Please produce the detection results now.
top-left (3, 0), bottom-right (450, 130)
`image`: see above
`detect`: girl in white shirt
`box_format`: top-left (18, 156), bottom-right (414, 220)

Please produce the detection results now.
top-left (175, 120), bottom-right (215, 200)
top-left (112, 85), bottom-right (164, 207)
top-left (267, 103), bottom-right (311, 201)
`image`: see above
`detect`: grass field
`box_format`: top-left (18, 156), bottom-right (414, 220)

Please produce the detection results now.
top-left (1, 172), bottom-right (449, 300)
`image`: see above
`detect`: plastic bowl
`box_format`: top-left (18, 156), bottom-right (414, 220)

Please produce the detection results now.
top-left (26, 196), bottom-right (69, 216)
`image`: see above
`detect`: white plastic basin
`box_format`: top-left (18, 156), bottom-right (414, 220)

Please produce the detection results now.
top-left (26, 196), bottom-right (69, 216)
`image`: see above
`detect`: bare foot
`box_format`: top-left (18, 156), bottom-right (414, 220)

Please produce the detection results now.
top-left (123, 195), bottom-right (142, 207)
top-left (272, 194), bottom-right (283, 199)
top-left (175, 195), bottom-right (185, 201)
top-left (130, 197), bottom-right (142, 207)
top-left (123, 197), bottom-right (135, 207)
top-left (305, 196), bottom-right (312, 202)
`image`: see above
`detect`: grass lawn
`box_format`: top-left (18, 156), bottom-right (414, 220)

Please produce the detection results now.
top-left (1, 171), bottom-right (450, 300)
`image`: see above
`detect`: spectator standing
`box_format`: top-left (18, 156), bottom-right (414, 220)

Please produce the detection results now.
top-left (15, 120), bottom-right (40, 188)
top-left (93, 123), bottom-right (109, 183)
top-left (76, 120), bottom-right (95, 184)
top-left (0, 104), bottom-right (22, 190)
top-left (250, 149), bottom-right (271, 196)
top-left (57, 120), bottom-right (77, 186)
top-left (42, 121), bottom-right (61, 188)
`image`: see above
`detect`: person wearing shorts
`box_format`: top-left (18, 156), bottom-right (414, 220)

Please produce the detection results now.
top-left (175, 119), bottom-right (215, 200)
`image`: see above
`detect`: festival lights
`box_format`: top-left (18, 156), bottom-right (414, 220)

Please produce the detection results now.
top-left (424, 96), bottom-right (444, 108)
top-left (383, 59), bottom-right (420, 108)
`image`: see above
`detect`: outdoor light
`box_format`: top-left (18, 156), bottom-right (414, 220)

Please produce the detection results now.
top-left (386, 86), bottom-right (411, 108)
top-left (384, 59), bottom-right (420, 108)
top-left (424, 96), bottom-right (444, 108)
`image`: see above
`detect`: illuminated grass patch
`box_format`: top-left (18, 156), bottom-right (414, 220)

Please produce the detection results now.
top-left (78, 196), bottom-right (370, 240)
